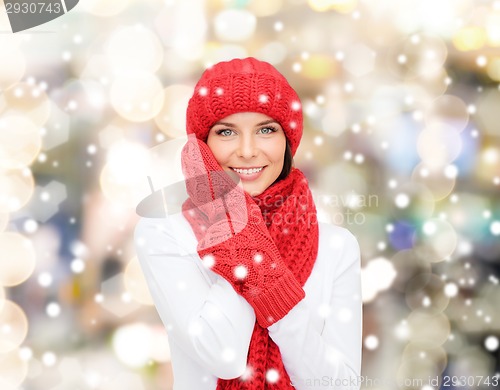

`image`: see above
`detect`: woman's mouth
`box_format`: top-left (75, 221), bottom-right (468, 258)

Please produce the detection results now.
top-left (230, 166), bottom-right (266, 181)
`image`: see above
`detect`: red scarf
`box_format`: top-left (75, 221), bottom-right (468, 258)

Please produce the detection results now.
top-left (184, 166), bottom-right (319, 389)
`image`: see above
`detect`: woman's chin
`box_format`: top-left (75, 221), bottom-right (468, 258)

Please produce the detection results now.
top-left (242, 183), bottom-right (264, 197)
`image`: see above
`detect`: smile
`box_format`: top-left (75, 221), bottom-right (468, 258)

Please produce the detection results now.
top-left (231, 167), bottom-right (265, 175)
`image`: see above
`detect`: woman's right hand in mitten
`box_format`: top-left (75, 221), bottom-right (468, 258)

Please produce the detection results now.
top-left (181, 136), bottom-right (305, 328)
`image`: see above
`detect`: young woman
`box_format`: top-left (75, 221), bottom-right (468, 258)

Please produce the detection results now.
top-left (135, 57), bottom-right (362, 389)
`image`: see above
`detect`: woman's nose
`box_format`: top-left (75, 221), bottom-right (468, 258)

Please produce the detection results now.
top-left (236, 135), bottom-right (257, 158)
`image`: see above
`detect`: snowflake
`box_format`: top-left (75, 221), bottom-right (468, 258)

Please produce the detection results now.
top-left (42, 351), bottom-right (57, 367)
top-left (266, 368), bottom-right (279, 383)
top-left (202, 254), bottom-right (215, 268)
top-left (234, 265), bottom-right (248, 280)
top-left (490, 221), bottom-right (500, 236)
top-left (253, 253), bottom-right (263, 263)
top-left (364, 335), bottom-right (379, 350)
top-left (241, 365), bottom-right (253, 381)
top-left (46, 302), bottom-right (61, 318)
top-left (444, 282), bottom-right (459, 297)
top-left (485, 336), bottom-right (499, 352)
top-left (395, 193), bottom-right (410, 209)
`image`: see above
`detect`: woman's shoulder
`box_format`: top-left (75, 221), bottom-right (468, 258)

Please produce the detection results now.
top-left (134, 213), bottom-right (198, 253)
top-left (134, 215), bottom-right (173, 241)
top-left (318, 221), bottom-right (360, 251)
top-left (316, 222), bottom-right (361, 275)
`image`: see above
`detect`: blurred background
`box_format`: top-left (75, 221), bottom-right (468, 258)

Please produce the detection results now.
top-left (1, 0), bottom-right (500, 389)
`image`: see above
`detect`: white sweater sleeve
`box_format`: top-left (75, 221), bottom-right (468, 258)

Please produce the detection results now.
top-left (134, 216), bottom-right (256, 380)
top-left (268, 228), bottom-right (362, 390)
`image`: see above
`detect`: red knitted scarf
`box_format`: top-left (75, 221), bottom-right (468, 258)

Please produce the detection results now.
top-left (183, 161), bottom-right (318, 389)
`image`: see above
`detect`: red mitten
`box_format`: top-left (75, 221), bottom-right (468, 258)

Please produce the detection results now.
top-left (181, 136), bottom-right (305, 327)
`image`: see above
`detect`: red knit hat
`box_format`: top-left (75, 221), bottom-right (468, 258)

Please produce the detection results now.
top-left (186, 57), bottom-right (303, 156)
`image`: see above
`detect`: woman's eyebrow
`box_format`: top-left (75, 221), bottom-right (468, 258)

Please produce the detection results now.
top-left (212, 121), bottom-right (236, 127)
top-left (256, 119), bottom-right (280, 126)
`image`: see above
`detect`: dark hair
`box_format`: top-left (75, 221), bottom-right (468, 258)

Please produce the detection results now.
top-left (273, 139), bottom-right (293, 184)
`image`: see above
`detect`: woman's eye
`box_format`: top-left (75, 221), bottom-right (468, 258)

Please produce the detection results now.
top-left (217, 129), bottom-right (234, 136)
top-left (259, 127), bottom-right (276, 134)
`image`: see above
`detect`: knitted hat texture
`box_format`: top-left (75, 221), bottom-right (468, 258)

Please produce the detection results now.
top-left (186, 57), bottom-right (303, 156)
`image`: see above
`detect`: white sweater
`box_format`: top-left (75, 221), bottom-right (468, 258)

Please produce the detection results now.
top-left (134, 213), bottom-right (362, 390)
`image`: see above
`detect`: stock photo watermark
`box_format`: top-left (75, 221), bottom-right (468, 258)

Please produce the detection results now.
top-left (3, 0), bottom-right (78, 33)
top-left (318, 193), bottom-right (380, 226)
top-left (290, 374), bottom-right (500, 388)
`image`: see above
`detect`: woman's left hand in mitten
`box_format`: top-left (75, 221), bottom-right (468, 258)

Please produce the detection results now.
top-left (181, 136), bottom-right (305, 328)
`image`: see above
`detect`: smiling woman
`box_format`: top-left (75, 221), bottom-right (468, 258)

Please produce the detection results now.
top-left (134, 57), bottom-right (362, 390)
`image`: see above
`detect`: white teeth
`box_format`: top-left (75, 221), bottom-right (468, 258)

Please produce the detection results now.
top-left (233, 167), bottom-right (264, 175)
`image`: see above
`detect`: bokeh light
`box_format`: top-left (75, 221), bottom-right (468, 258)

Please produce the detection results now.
top-left (0, 348), bottom-right (29, 390)
top-left (486, 11), bottom-right (500, 46)
top-left (308, 0), bottom-right (358, 13)
top-left (476, 89), bottom-right (500, 136)
top-left (0, 233), bottom-right (36, 286)
top-left (0, 213), bottom-right (8, 233)
top-left (398, 342), bottom-right (447, 385)
top-left (0, 42), bottom-right (26, 90)
top-left (2, 82), bottom-right (51, 127)
top-left (155, 1), bottom-right (207, 61)
top-left (0, 300), bottom-right (29, 353)
top-left (256, 41), bottom-right (288, 65)
top-left (154, 85), bottom-right (193, 138)
top-left (361, 257), bottom-right (397, 302)
top-left (415, 218), bottom-right (458, 262)
top-left (248, 0), bottom-right (284, 16)
top-left (416, 123), bottom-right (462, 169)
top-left (389, 33), bottom-right (448, 79)
top-left (214, 9), bottom-right (257, 42)
top-left (0, 115), bottom-right (42, 170)
top-left (0, 286), bottom-right (5, 311)
top-left (408, 309), bottom-right (451, 345)
top-left (391, 250), bottom-right (431, 293)
top-left (424, 94), bottom-right (469, 132)
top-left (453, 26), bottom-right (487, 51)
top-left (110, 71), bottom-right (164, 122)
top-left (302, 54), bottom-right (338, 80)
top-left (486, 57), bottom-right (500, 81)
top-left (440, 192), bottom-right (491, 241)
top-left (124, 257), bottom-right (154, 305)
top-left (402, 342), bottom-right (448, 373)
top-left (411, 163), bottom-right (457, 201)
top-left (112, 323), bottom-right (154, 368)
top-left (405, 273), bottom-right (450, 312)
top-left (105, 26), bottom-right (163, 73)
top-left (100, 141), bottom-right (151, 207)
top-left (389, 182), bottom-right (435, 222)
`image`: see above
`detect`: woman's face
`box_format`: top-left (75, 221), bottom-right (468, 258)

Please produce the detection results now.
top-left (207, 112), bottom-right (287, 196)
